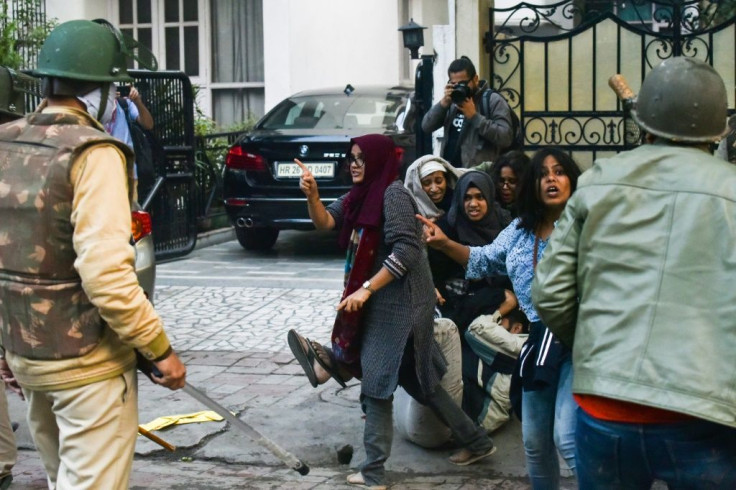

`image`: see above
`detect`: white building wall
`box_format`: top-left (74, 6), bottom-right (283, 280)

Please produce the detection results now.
top-left (46, 0), bottom-right (108, 23)
top-left (263, 0), bottom-right (403, 112)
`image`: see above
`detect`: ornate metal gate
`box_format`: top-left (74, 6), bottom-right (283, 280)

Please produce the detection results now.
top-left (486, 0), bottom-right (736, 168)
top-left (130, 70), bottom-right (198, 260)
top-left (14, 68), bottom-right (198, 260)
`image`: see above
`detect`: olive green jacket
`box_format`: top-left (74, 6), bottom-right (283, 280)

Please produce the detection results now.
top-left (532, 143), bottom-right (736, 428)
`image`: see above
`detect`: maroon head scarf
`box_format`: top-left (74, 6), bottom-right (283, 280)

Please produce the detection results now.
top-left (338, 134), bottom-right (400, 248)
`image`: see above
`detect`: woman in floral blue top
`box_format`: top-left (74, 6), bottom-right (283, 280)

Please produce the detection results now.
top-left (419, 148), bottom-right (582, 490)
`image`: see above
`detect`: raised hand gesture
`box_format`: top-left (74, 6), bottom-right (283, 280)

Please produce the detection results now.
top-left (297, 158), bottom-right (335, 230)
top-left (416, 214), bottom-right (470, 266)
top-left (416, 214), bottom-right (449, 249)
top-left (295, 159), bottom-right (319, 200)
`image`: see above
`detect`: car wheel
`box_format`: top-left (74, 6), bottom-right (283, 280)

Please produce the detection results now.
top-left (235, 226), bottom-right (280, 251)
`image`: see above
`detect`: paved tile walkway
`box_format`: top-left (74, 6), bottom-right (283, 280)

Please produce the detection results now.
top-left (155, 285), bottom-right (341, 352)
top-left (5, 268), bottom-right (581, 488)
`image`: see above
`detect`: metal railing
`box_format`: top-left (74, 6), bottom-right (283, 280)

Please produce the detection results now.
top-left (8, 0), bottom-right (47, 70)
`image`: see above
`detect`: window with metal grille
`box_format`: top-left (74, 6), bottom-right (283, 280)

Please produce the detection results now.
top-left (209, 0), bottom-right (265, 127)
top-left (116, 0), bottom-right (200, 76)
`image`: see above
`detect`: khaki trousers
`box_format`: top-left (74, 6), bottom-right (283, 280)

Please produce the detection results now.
top-left (24, 369), bottom-right (138, 490)
top-left (0, 386), bottom-right (16, 479)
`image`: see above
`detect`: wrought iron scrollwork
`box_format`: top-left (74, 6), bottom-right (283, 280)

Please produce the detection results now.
top-left (679, 36), bottom-right (710, 62)
top-left (487, 0), bottom-right (734, 158)
top-left (495, 2), bottom-right (584, 37)
top-left (643, 35), bottom-right (711, 68)
top-left (645, 38), bottom-right (674, 67)
top-left (524, 113), bottom-right (633, 148)
top-left (491, 0), bottom-right (734, 41)
top-left (490, 41), bottom-right (521, 103)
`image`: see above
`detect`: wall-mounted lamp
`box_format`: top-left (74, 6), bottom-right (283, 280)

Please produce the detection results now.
top-left (398, 18), bottom-right (433, 156)
top-left (398, 18), bottom-right (426, 60)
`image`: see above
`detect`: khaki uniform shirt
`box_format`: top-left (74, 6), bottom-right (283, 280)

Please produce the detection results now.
top-left (5, 107), bottom-right (171, 390)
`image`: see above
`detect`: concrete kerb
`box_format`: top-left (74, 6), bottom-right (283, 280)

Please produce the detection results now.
top-left (195, 226), bottom-right (235, 250)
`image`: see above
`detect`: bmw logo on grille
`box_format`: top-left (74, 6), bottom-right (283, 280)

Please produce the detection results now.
top-left (299, 145), bottom-right (309, 157)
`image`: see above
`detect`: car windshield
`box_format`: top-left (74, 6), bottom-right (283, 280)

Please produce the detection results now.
top-left (259, 92), bottom-right (409, 130)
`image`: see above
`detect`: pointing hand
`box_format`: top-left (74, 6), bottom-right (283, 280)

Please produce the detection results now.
top-left (416, 214), bottom-right (449, 248)
top-left (295, 159), bottom-right (319, 200)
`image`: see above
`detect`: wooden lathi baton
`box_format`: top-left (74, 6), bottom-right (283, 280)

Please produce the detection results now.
top-left (608, 74), bottom-right (635, 105)
top-left (138, 425), bottom-right (177, 452)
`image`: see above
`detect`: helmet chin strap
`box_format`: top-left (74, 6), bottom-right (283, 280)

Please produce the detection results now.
top-left (97, 82), bottom-right (111, 121)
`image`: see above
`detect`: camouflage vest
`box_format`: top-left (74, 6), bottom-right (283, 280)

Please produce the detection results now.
top-left (0, 110), bottom-right (134, 360)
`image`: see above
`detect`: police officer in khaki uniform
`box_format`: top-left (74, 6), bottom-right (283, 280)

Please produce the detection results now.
top-left (0, 21), bottom-right (186, 489)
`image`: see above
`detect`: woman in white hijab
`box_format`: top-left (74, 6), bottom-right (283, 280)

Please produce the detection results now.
top-left (404, 155), bottom-right (467, 221)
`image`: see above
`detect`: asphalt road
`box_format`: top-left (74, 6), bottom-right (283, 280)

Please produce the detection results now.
top-left (159, 229), bottom-right (346, 290)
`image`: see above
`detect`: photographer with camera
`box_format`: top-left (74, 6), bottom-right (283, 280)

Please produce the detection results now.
top-left (422, 56), bottom-right (514, 168)
top-left (105, 84), bottom-right (154, 203)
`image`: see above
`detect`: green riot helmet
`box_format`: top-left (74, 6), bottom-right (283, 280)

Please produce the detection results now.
top-left (0, 67), bottom-right (25, 119)
top-left (32, 19), bottom-right (133, 83)
top-left (631, 57), bottom-right (728, 143)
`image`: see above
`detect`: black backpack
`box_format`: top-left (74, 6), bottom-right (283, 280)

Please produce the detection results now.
top-left (119, 98), bottom-right (162, 202)
top-left (481, 89), bottom-right (524, 153)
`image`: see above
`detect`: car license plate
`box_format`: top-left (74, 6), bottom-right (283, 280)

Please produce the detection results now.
top-left (275, 161), bottom-right (335, 178)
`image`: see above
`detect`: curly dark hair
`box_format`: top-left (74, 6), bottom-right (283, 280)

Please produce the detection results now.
top-left (516, 147), bottom-right (581, 233)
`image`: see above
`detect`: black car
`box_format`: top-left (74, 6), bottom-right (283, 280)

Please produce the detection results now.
top-left (223, 85), bottom-right (416, 250)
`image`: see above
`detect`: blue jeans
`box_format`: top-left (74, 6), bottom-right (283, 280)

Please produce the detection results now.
top-left (522, 357), bottom-right (576, 490)
top-left (576, 409), bottom-right (736, 489)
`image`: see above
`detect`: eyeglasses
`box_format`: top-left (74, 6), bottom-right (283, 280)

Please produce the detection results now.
top-left (498, 179), bottom-right (517, 188)
top-left (347, 154), bottom-right (366, 168)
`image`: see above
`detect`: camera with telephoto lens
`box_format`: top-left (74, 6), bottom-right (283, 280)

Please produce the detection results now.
top-left (450, 82), bottom-right (472, 104)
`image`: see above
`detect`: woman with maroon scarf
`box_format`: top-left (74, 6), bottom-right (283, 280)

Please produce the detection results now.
top-left (287, 134), bottom-right (494, 489)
